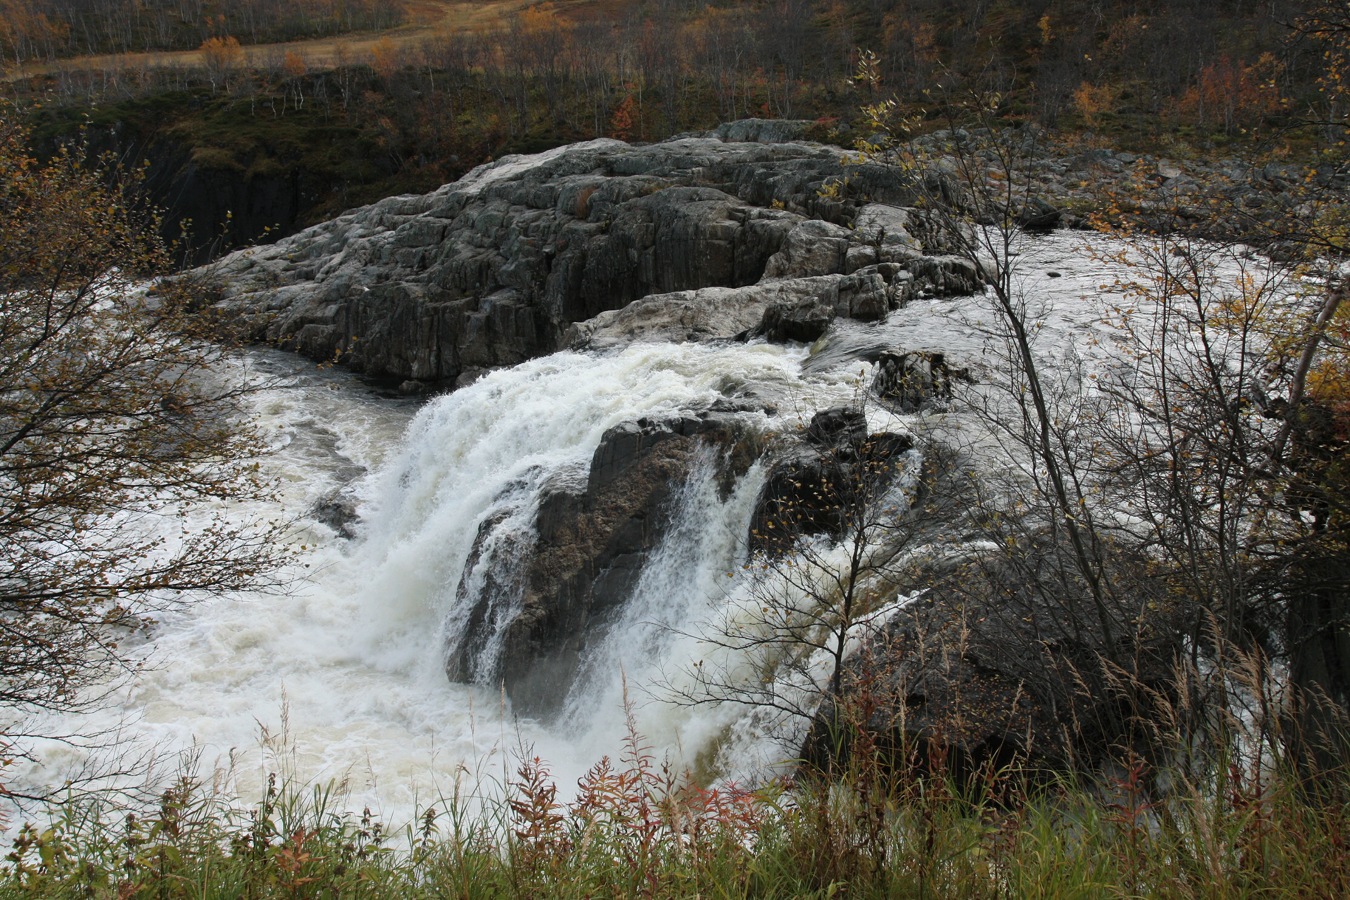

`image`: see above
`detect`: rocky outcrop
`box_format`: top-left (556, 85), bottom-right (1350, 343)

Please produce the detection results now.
top-left (871, 351), bottom-right (972, 413)
top-left (800, 538), bottom-right (1187, 780)
top-left (447, 407), bottom-right (764, 716)
top-left (566, 257), bottom-right (972, 351)
top-left (207, 132), bottom-right (987, 386)
top-left (564, 271), bottom-right (891, 350)
top-left (749, 407), bottom-right (913, 555)
top-left (200, 123), bottom-right (1337, 384)
top-left (745, 411), bottom-right (1161, 780)
top-left (899, 126), bottom-right (1344, 242)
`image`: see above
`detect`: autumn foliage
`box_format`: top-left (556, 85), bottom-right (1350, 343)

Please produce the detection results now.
top-left (1173, 53), bottom-right (1286, 133)
top-left (0, 110), bottom-right (283, 744)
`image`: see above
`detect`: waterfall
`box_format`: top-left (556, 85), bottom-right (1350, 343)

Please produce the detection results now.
top-left (7, 338), bottom-right (865, 822)
top-left (342, 340), bottom-right (857, 783)
top-left (8, 228), bottom-right (1174, 827)
top-left (556, 447), bottom-right (771, 768)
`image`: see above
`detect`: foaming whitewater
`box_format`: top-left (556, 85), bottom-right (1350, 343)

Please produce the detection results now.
top-left (558, 448), bottom-right (772, 771)
top-left (8, 339), bottom-right (862, 826)
top-left (8, 229), bottom-right (1179, 827)
top-left (346, 341), bottom-right (861, 788)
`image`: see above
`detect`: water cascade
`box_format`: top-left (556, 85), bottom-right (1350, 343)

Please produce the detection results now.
top-left (11, 230), bottom-right (1182, 826)
top-left (10, 338), bottom-right (868, 821)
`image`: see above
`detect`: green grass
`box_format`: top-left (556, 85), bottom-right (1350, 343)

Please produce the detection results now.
top-left (5, 731), bottom-right (1349, 898)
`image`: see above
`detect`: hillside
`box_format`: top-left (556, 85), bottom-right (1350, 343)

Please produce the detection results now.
top-left (4, 1), bottom-right (1346, 260)
top-left (2, 1), bottom-right (575, 78)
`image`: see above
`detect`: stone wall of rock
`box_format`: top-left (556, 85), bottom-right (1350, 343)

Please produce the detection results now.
top-left (208, 132), bottom-right (984, 389)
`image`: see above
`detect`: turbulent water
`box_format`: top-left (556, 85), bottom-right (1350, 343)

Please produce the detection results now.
top-left (9, 340), bottom-right (863, 824)
top-left (11, 230), bottom-right (1264, 827)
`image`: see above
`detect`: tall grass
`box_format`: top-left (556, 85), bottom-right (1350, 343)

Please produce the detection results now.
top-left (4, 703), bottom-right (1349, 898)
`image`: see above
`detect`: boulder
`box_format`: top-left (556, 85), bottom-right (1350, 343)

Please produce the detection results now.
top-left (852, 204), bottom-right (921, 252)
top-left (872, 351), bottom-right (967, 412)
top-left (757, 272), bottom-right (894, 344)
top-left (1015, 197), bottom-right (1062, 231)
top-left (310, 490), bottom-right (361, 539)
top-left (446, 409), bottom-right (765, 715)
top-left (714, 119), bottom-right (816, 143)
top-left (763, 219), bottom-right (853, 279)
top-left (567, 271), bottom-right (896, 350)
top-left (760, 296), bottom-right (836, 344)
top-left (906, 255), bottom-right (985, 297)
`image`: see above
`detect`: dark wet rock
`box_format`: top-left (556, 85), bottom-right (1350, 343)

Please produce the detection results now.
top-left (311, 490), bottom-right (360, 539)
top-left (443, 508), bottom-right (528, 684)
top-left (1015, 197), bottom-right (1062, 231)
top-left (749, 406), bottom-right (913, 554)
top-left (397, 379), bottom-right (434, 396)
top-left (760, 296), bottom-right (837, 344)
top-left (905, 254), bottom-right (985, 298)
top-left (805, 406), bottom-right (869, 448)
top-left (447, 409), bottom-right (766, 716)
top-left (872, 351), bottom-right (972, 413)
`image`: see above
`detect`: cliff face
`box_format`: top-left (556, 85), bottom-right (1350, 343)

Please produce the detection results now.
top-left (208, 123), bottom-right (981, 391)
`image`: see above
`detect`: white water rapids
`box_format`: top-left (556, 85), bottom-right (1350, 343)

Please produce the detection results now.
top-left (9, 230), bottom-right (1286, 828)
top-left (10, 338), bottom-right (867, 825)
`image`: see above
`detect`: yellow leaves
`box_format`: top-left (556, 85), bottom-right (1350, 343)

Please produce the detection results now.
top-left (198, 34), bottom-right (243, 86)
top-left (519, 2), bottom-right (569, 37)
top-left (370, 37), bottom-right (400, 82)
top-left (854, 48), bottom-right (884, 94)
top-left (817, 177), bottom-right (846, 202)
top-left (1038, 14), bottom-right (1054, 47)
top-left (1306, 357), bottom-right (1350, 406)
top-left (1072, 82), bottom-right (1120, 129)
top-left (281, 50), bottom-right (307, 81)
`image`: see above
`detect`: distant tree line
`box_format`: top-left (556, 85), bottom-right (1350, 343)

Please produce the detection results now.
top-left (0, 0), bottom-right (406, 62)
top-left (11, 1), bottom-right (1337, 138)
top-left (9, 1), bottom-right (1347, 259)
